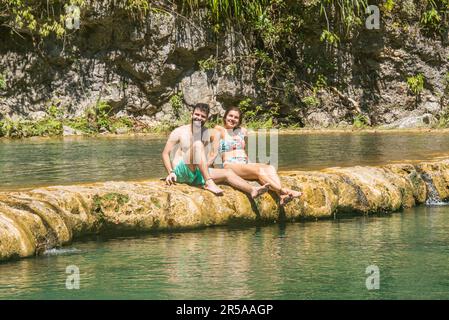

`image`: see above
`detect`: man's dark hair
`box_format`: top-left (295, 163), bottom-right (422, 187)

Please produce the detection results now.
top-left (192, 103), bottom-right (210, 116)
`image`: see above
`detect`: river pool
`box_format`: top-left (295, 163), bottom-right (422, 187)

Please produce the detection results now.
top-left (2, 131), bottom-right (449, 191)
top-left (0, 205), bottom-right (448, 299)
top-left (1, 131), bottom-right (449, 299)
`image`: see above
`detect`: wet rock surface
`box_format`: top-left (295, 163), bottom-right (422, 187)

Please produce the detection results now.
top-left (1, 159), bottom-right (448, 262)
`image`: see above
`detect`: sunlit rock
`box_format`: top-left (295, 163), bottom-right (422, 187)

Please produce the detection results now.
top-left (2, 159), bottom-right (449, 262)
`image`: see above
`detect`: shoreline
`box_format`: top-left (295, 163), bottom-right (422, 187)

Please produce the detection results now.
top-left (2, 126), bottom-right (449, 142)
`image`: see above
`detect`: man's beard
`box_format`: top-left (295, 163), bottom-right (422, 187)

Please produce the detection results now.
top-left (191, 118), bottom-right (206, 128)
top-left (191, 118), bottom-right (206, 142)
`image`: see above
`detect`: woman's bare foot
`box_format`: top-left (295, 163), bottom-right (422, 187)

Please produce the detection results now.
top-left (280, 193), bottom-right (293, 206)
top-left (279, 188), bottom-right (301, 206)
top-left (287, 189), bottom-right (302, 198)
top-left (250, 183), bottom-right (270, 199)
top-left (281, 188), bottom-right (301, 198)
top-left (204, 179), bottom-right (224, 195)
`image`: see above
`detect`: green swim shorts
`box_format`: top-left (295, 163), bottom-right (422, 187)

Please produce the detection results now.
top-left (173, 160), bottom-right (206, 186)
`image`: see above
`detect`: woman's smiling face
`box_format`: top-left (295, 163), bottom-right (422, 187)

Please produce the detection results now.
top-left (225, 110), bottom-right (240, 129)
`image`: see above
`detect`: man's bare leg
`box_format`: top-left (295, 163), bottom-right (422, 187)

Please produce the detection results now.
top-left (190, 140), bottom-right (223, 195)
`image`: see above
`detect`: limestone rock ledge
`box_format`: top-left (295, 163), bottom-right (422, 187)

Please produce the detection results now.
top-left (1, 159), bottom-right (449, 262)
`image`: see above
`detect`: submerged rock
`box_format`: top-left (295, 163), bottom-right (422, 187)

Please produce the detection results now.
top-left (63, 125), bottom-right (83, 136)
top-left (1, 159), bottom-right (449, 262)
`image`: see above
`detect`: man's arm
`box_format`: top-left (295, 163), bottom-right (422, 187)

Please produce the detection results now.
top-left (162, 129), bottom-right (179, 184)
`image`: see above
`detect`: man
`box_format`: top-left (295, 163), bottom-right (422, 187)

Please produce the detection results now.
top-left (162, 103), bottom-right (269, 197)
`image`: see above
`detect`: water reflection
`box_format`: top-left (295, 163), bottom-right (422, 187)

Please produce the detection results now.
top-left (279, 132), bottom-right (449, 171)
top-left (1, 206), bottom-right (449, 299)
top-left (2, 132), bottom-right (449, 190)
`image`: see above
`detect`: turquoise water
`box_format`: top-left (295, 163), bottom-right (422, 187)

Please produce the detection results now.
top-left (1, 205), bottom-right (448, 300)
top-left (2, 132), bottom-right (449, 190)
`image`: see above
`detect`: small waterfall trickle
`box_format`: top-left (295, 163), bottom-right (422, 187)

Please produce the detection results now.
top-left (421, 172), bottom-right (447, 206)
top-left (43, 248), bottom-right (81, 256)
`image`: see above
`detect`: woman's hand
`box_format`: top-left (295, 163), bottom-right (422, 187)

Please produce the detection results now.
top-left (165, 172), bottom-right (177, 185)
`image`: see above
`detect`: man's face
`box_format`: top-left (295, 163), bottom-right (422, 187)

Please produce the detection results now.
top-left (192, 108), bottom-right (208, 128)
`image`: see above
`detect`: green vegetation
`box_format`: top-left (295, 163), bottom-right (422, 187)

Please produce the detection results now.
top-left (2, 0), bottom-right (84, 40)
top-left (93, 192), bottom-right (130, 214)
top-left (198, 56), bottom-right (218, 72)
top-left (86, 100), bottom-right (113, 130)
top-left (237, 98), bottom-right (279, 129)
top-left (420, 0), bottom-right (449, 35)
top-left (78, 100), bottom-right (133, 134)
top-left (301, 74), bottom-right (327, 108)
top-left (169, 92), bottom-right (184, 119)
top-left (0, 101), bottom-right (135, 138)
top-left (101, 192), bottom-right (130, 205)
top-left (421, 7), bottom-right (441, 29)
top-left (0, 117), bottom-right (62, 138)
top-left (438, 113), bottom-right (449, 128)
top-left (2, 1), bottom-right (449, 134)
top-left (179, 1), bottom-right (373, 124)
top-left (0, 74), bottom-right (6, 90)
top-left (0, 0), bottom-right (374, 118)
top-left (302, 95), bottom-right (320, 107)
top-left (63, 117), bottom-right (91, 133)
top-left (0, 0), bottom-right (160, 40)
top-left (406, 74), bottom-right (425, 96)
top-left (444, 72), bottom-right (449, 93)
top-left (0, 104), bottom-right (64, 138)
top-left (145, 110), bottom-right (195, 133)
top-left (320, 29), bottom-right (340, 45)
top-left (383, 0), bottom-right (395, 12)
top-left (352, 113), bottom-right (370, 129)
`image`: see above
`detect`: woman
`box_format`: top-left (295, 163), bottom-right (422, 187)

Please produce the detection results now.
top-left (209, 106), bottom-right (301, 205)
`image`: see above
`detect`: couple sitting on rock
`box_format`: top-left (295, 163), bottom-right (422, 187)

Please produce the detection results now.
top-left (161, 103), bottom-right (301, 205)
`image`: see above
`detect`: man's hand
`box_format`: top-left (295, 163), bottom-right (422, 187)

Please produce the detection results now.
top-left (165, 172), bottom-right (177, 185)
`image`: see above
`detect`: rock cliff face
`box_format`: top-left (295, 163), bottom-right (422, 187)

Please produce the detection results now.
top-left (0, 1), bottom-right (252, 126)
top-left (0, 1), bottom-right (448, 127)
top-left (2, 159), bottom-right (449, 262)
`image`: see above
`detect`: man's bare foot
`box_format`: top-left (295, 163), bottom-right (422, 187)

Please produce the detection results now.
top-left (250, 183), bottom-right (270, 199)
top-left (204, 179), bottom-right (224, 195)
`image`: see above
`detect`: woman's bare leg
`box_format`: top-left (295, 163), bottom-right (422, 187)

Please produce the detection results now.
top-left (224, 163), bottom-right (282, 193)
top-left (209, 168), bottom-right (270, 198)
top-left (224, 163), bottom-right (301, 204)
